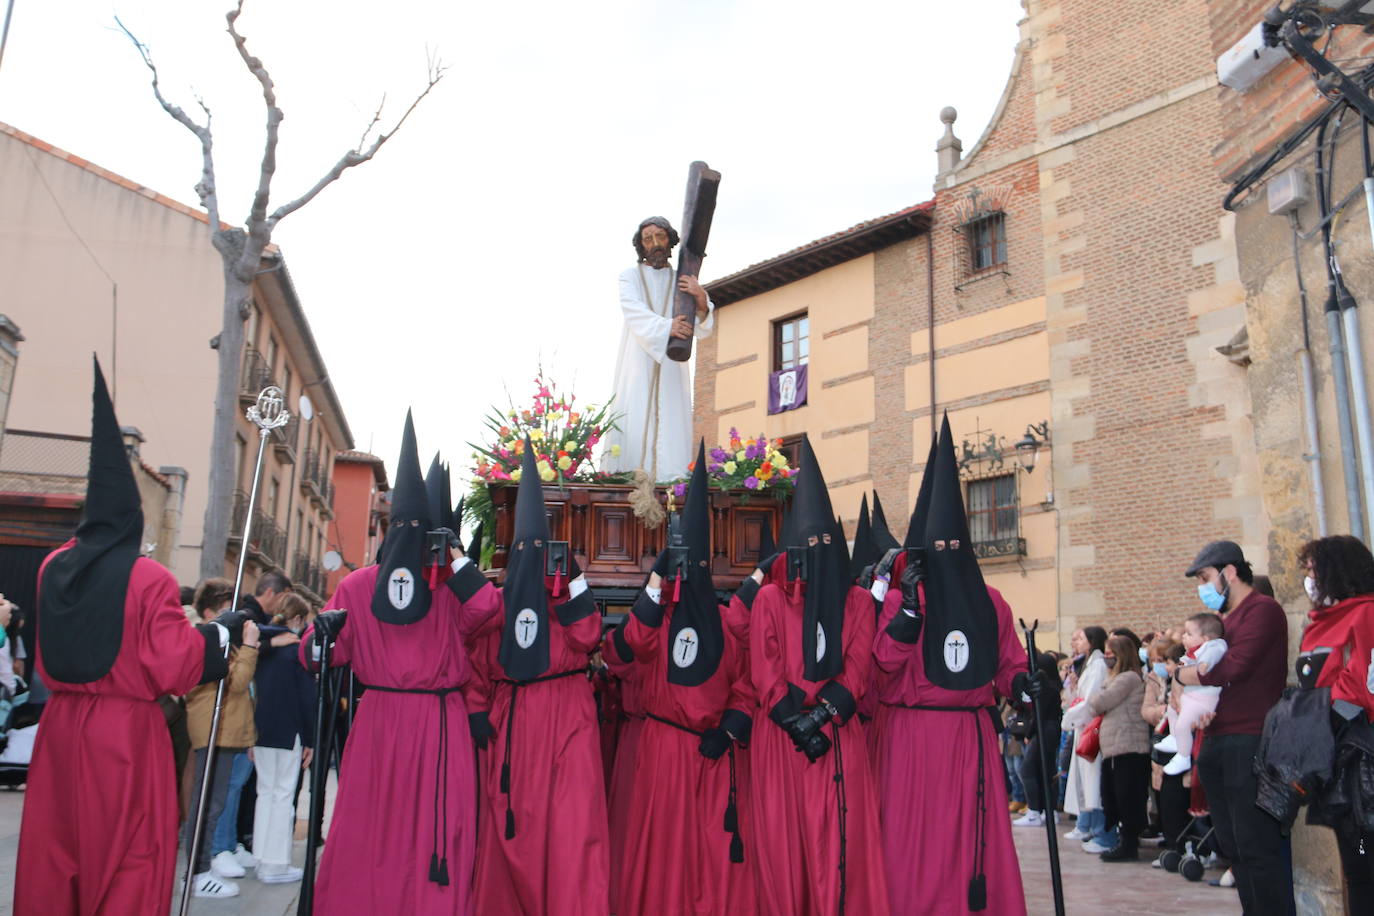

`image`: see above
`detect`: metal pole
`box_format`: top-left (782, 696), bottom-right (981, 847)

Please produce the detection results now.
top-left (1019, 618), bottom-right (1066, 916)
top-left (298, 629), bottom-right (333, 916)
top-left (1324, 299), bottom-right (1365, 539)
top-left (0, 0), bottom-right (17, 75)
top-left (178, 388), bottom-right (289, 916)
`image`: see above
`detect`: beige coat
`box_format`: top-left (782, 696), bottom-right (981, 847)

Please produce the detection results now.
top-left (1141, 671), bottom-right (1191, 788)
top-left (187, 644), bottom-right (258, 750)
top-left (1088, 669), bottom-right (1150, 758)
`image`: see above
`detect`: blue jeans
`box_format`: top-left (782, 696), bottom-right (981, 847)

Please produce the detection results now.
top-left (1075, 807), bottom-right (1118, 846)
top-left (211, 751), bottom-right (254, 856)
top-left (1003, 750), bottom-right (1026, 803)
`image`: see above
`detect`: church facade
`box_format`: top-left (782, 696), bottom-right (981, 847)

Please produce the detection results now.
top-left (698, 0), bottom-right (1265, 647)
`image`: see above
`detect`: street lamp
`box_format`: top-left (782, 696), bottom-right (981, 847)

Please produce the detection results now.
top-left (1014, 421), bottom-right (1050, 473)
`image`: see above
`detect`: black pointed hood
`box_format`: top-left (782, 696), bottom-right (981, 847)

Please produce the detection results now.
top-left (920, 413), bottom-right (998, 690)
top-left (849, 494), bottom-right (877, 581)
top-left (871, 491), bottom-right (901, 553)
top-left (370, 410), bottom-right (434, 625)
top-left (499, 438), bottom-right (553, 679)
top-left (757, 514), bottom-right (776, 566)
top-left (903, 438), bottom-right (939, 549)
top-left (425, 453), bottom-right (454, 535)
top-left (467, 520), bottom-right (485, 570)
top-left (833, 513), bottom-right (852, 574)
top-left (791, 436), bottom-right (848, 681)
top-left (39, 356), bottom-right (140, 683)
top-left (666, 441), bottom-right (724, 686)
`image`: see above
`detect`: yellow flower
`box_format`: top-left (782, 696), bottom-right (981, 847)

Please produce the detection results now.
top-left (564, 440), bottom-right (577, 451)
top-left (723, 460), bottom-right (737, 475)
top-left (557, 455), bottom-right (572, 471)
top-left (735, 449), bottom-right (747, 462)
top-left (548, 411), bottom-right (562, 422)
top-left (772, 453), bottom-right (788, 469)
top-left (511, 468), bottom-right (522, 481)
top-left (540, 466), bottom-right (557, 482)
top-left (530, 428), bottom-right (545, 442)
top-left (610, 444), bottom-right (621, 457)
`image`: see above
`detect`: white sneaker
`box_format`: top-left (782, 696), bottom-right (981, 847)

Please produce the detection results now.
top-left (231, 843), bottom-right (258, 867)
top-left (1082, 839), bottom-right (1111, 854)
top-left (1154, 733), bottom-right (1178, 754)
top-left (1219, 868), bottom-right (1235, 888)
top-left (256, 862), bottom-right (304, 884)
top-left (1163, 753), bottom-right (1192, 776)
top-left (1064, 827), bottom-right (1087, 840)
top-left (1151, 854), bottom-right (1164, 868)
top-left (193, 872), bottom-right (240, 898)
top-left (1013, 810), bottom-right (1045, 827)
top-left (210, 850), bottom-right (245, 879)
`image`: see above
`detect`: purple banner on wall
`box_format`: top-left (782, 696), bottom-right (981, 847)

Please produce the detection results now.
top-left (768, 364), bottom-right (808, 415)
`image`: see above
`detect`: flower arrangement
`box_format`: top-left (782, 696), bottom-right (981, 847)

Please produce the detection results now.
top-left (468, 375), bottom-right (620, 487)
top-left (668, 428), bottom-right (796, 500)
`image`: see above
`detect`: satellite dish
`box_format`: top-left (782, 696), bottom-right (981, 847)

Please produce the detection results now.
top-left (322, 550), bottom-right (342, 572)
top-left (299, 394), bottom-right (315, 422)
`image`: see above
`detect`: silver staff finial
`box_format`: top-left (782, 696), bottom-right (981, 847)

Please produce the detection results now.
top-left (247, 385), bottom-right (291, 431)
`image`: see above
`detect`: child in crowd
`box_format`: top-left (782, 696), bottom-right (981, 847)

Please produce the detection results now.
top-left (1154, 612), bottom-right (1226, 776)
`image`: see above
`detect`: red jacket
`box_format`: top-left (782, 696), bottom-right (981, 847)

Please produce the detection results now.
top-left (1300, 594), bottom-right (1374, 721)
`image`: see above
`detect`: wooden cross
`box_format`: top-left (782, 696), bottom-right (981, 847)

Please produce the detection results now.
top-left (665, 160), bottom-right (722, 363)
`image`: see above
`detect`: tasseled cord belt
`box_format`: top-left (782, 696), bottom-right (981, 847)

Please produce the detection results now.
top-left (358, 682), bottom-right (464, 886)
top-left (495, 669), bottom-right (588, 840)
top-left (644, 712), bottom-right (745, 864)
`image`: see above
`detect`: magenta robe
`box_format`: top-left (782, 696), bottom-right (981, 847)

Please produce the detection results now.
top-left (470, 593), bottom-right (609, 915)
top-left (750, 580), bottom-right (889, 916)
top-left (302, 565), bottom-right (502, 916)
top-left (874, 563), bottom-right (1028, 916)
top-left (602, 627), bottom-right (645, 916)
top-left (17, 548), bottom-right (214, 915)
top-left (617, 600), bottom-right (757, 915)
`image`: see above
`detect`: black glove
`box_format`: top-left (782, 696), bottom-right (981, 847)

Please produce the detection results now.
top-left (857, 563), bottom-right (877, 590)
top-left (780, 713), bottom-right (832, 762)
top-left (1012, 670), bottom-right (1055, 703)
top-left (872, 547), bottom-right (902, 582)
top-left (650, 548), bottom-right (672, 579)
top-left (314, 609), bottom-right (348, 642)
top-left (211, 610), bottom-right (249, 647)
top-left (899, 551), bottom-right (926, 610)
top-left (698, 727), bottom-right (732, 760)
top-left (469, 712), bottom-right (495, 751)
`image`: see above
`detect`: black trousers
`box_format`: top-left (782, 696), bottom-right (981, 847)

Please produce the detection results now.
top-left (1101, 753), bottom-right (1151, 851)
top-left (1336, 826), bottom-right (1374, 913)
top-left (1020, 727), bottom-right (1060, 813)
top-left (1197, 733), bottom-right (1294, 915)
top-left (1158, 772), bottom-right (1192, 853)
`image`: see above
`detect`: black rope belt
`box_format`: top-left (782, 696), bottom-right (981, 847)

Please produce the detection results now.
top-left (357, 682), bottom-right (465, 887)
top-left (895, 703), bottom-right (991, 911)
top-left (645, 712), bottom-right (744, 864)
top-left (495, 668), bottom-right (586, 840)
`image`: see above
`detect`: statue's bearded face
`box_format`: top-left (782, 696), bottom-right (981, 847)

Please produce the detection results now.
top-left (640, 224), bottom-right (672, 269)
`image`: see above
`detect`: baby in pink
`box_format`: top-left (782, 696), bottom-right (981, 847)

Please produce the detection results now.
top-left (1156, 612), bottom-right (1226, 776)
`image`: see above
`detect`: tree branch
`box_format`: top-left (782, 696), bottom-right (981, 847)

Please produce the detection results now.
top-left (225, 0), bottom-right (282, 264)
top-left (115, 16), bottom-right (220, 232)
top-left (268, 53), bottom-right (447, 227)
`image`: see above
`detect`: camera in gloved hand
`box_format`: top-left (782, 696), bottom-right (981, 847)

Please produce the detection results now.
top-left (212, 609), bottom-right (250, 647)
top-left (900, 548), bottom-right (927, 609)
top-left (783, 703), bottom-right (835, 762)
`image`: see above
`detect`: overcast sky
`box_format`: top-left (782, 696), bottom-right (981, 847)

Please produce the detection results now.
top-left (1, 0), bottom-right (1024, 481)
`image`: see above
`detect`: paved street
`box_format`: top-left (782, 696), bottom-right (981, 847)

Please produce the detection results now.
top-left (0, 781), bottom-right (1240, 915)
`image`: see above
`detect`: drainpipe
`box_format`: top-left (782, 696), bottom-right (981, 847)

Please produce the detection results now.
top-left (1317, 115), bottom-right (1366, 538)
top-left (927, 231), bottom-right (936, 441)
top-left (1336, 270), bottom-right (1374, 538)
top-left (1290, 215), bottom-right (1329, 536)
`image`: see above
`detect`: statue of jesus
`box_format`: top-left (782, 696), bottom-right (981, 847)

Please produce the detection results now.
top-left (602, 216), bottom-right (714, 480)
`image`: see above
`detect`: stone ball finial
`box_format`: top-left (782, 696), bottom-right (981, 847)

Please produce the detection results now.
top-left (940, 106), bottom-right (958, 125)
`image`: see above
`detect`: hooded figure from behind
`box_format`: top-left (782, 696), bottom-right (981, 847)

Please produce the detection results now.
top-left (17, 357), bottom-right (231, 916)
top-left (371, 411), bottom-right (436, 625)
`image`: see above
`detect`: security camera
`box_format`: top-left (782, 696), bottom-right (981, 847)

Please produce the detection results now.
top-left (1217, 21), bottom-right (1290, 91)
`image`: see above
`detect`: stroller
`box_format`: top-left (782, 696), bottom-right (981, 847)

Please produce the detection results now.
top-left (1153, 729), bottom-right (1220, 881)
top-left (0, 676), bottom-right (35, 788)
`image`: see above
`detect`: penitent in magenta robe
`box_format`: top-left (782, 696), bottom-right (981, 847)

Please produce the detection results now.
top-left (873, 554), bottom-right (1028, 916)
top-left (301, 564), bottom-right (502, 916)
top-left (602, 625), bottom-right (645, 916)
top-left (750, 577), bottom-right (889, 916)
top-left (469, 591), bottom-right (608, 916)
top-left (617, 598), bottom-right (757, 915)
top-left (16, 549), bottom-right (219, 916)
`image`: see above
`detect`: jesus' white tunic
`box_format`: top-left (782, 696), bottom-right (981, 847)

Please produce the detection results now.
top-left (602, 263), bottom-right (714, 479)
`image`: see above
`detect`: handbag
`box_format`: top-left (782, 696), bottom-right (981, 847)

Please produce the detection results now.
top-left (1075, 715), bottom-right (1103, 761)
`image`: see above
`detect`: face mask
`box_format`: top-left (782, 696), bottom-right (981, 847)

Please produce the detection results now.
top-left (1138, 646), bottom-right (1149, 664)
top-left (1198, 582), bottom-right (1226, 611)
top-left (1153, 662), bottom-right (1169, 679)
top-left (1304, 576), bottom-right (1321, 605)
top-left (1104, 656), bottom-right (1117, 669)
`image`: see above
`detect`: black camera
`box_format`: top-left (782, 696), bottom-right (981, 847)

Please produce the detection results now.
top-left (545, 540), bottom-right (570, 578)
top-left (798, 728), bottom-right (831, 762)
top-left (426, 528), bottom-right (454, 563)
top-left (785, 546), bottom-right (809, 582)
top-left (665, 513), bottom-right (690, 580)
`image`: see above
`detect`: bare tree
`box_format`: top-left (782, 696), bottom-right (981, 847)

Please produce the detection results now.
top-left (118, 1), bottom-right (444, 579)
